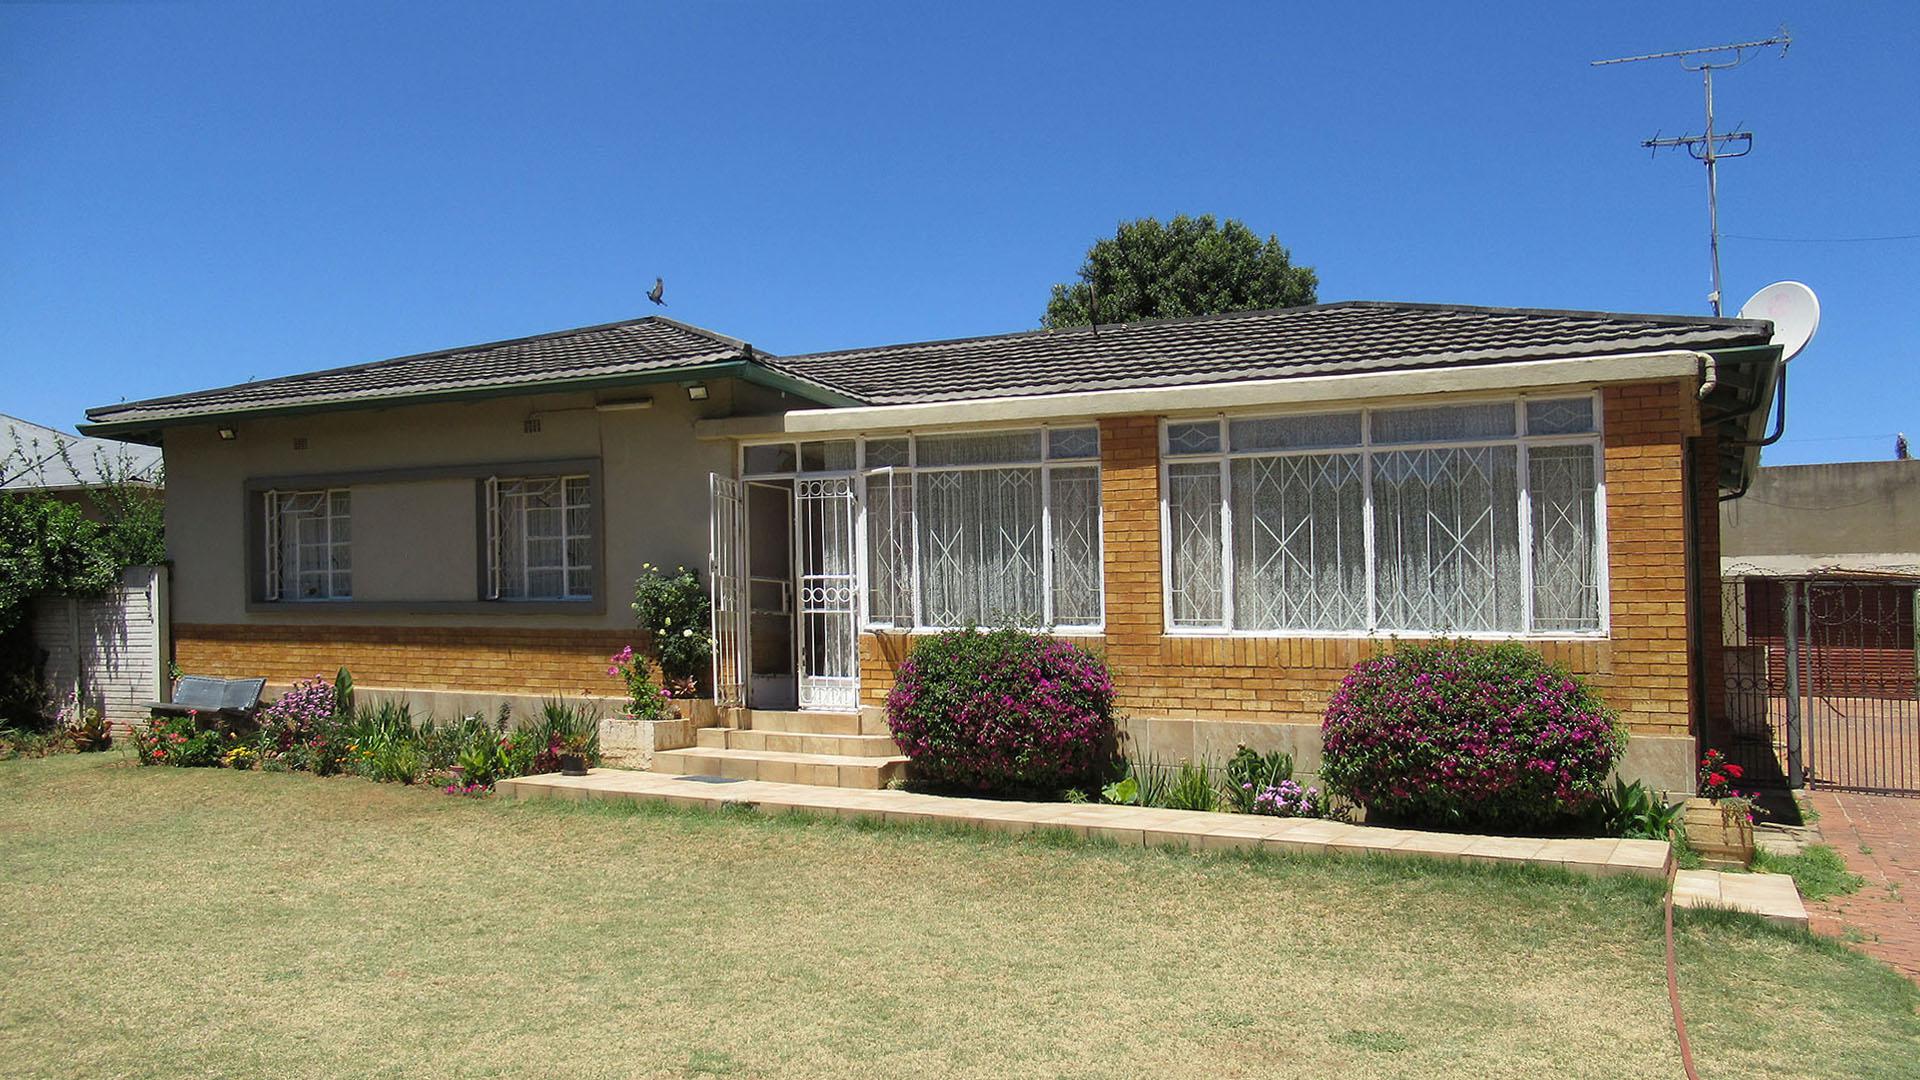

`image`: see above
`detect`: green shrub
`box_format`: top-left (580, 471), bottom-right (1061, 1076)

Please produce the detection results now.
top-left (631, 563), bottom-right (712, 687)
top-left (1320, 640), bottom-right (1624, 832)
top-left (1597, 777), bottom-right (1683, 840)
top-left (885, 628), bottom-right (1115, 796)
top-left (1225, 745), bottom-right (1294, 814)
top-left (135, 711), bottom-right (227, 767)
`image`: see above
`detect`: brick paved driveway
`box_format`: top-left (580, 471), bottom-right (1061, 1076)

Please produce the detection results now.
top-left (1804, 790), bottom-right (1920, 982)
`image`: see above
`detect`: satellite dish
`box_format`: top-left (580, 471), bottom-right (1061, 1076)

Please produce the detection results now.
top-left (1738, 280), bottom-right (1820, 362)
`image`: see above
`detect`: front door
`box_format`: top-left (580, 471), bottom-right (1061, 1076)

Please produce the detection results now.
top-left (795, 475), bottom-right (859, 711)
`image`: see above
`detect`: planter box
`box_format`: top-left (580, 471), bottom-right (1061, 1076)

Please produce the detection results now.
top-left (1683, 797), bottom-right (1756, 868)
top-left (599, 715), bottom-right (697, 769)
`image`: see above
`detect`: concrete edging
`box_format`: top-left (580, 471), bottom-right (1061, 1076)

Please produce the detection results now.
top-left (497, 769), bottom-right (1675, 879)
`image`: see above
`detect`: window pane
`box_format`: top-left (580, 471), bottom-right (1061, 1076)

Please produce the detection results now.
top-left (1231, 454), bottom-right (1367, 631)
top-left (274, 489), bottom-right (349, 600)
top-left (1526, 398), bottom-right (1596, 436)
top-left (1048, 466), bottom-right (1101, 625)
top-left (1371, 446), bottom-right (1522, 632)
top-left (800, 440), bottom-right (856, 472)
top-left (914, 430), bottom-right (1043, 467)
top-left (1165, 420), bottom-right (1222, 456)
top-left (1529, 445), bottom-right (1600, 631)
top-left (1228, 412), bottom-right (1362, 452)
top-left (1166, 462), bottom-right (1224, 626)
top-left (564, 476), bottom-right (590, 505)
top-left (864, 471), bottom-right (913, 626)
top-left (915, 467), bottom-right (1043, 625)
top-left (1371, 402), bottom-right (1516, 445)
top-left (566, 568), bottom-right (592, 598)
top-left (1047, 427), bottom-right (1100, 460)
top-left (864, 438), bottom-right (909, 467)
top-left (744, 443), bottom-right (796, 474)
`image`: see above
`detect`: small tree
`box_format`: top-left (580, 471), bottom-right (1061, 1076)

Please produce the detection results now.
top-left (1043, 214), bottom-right (1317, 329)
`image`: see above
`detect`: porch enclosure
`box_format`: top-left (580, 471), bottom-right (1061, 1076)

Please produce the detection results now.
top-left (1718, 572), bottom-right (1920, 795)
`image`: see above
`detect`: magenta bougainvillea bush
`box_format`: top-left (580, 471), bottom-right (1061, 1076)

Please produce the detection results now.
top-left (1319, 640), bottom-right (1624, 831)
top-left (885, 628), bottom-right (1115, 795)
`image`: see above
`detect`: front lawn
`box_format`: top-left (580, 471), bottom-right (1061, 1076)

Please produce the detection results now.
top-left (2, 753), bottom-right (1915, 1079)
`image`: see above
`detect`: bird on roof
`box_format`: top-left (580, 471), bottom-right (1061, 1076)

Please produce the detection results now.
top-left (648, 277), bottom-right (666, 306)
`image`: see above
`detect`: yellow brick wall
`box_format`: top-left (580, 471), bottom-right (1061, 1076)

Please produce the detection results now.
top-left (174, 623), bottom-right (640, 697)
top-left (860, 381), bottom-right (1708, 738)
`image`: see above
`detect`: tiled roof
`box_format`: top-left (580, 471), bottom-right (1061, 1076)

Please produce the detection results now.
top-left (763, 301), bottom-right (1775, 405)
top-left (84, 302), bottom-right (1776, 434)
top-left (84, 316), bottom-right (776, 428)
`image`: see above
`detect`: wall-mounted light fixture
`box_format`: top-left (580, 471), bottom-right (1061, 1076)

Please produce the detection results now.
top-left (217, 427), bottom-right (237, 441)
top-left (685, 383), bottom-right (709, 401)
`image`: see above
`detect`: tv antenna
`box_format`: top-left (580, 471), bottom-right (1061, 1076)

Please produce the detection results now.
top-left (1593, 28), bottom-right (1792, 315)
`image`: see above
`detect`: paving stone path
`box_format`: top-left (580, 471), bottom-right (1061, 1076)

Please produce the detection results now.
top-left (1803, 789), bottom-right (1920, 982)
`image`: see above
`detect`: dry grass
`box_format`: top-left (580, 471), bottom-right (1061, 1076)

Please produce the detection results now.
top-left (2, 752), bottom-right (1915, 1079)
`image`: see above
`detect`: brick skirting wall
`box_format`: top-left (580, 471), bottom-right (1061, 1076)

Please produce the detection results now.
top-left (859, 380), bottom-right (1710, 743)
top-left (173, 623), bottom-right (639, 697)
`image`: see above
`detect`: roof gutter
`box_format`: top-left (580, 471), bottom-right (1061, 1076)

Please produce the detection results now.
top-left (79, 359), bottom-right (864, 443)
top-left (695, 348), bottom-right (1709, 439)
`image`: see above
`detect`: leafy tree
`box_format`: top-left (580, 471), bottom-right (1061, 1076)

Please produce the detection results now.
top-left (0, 494), bottom-right (118, 634)
top-left (1042, 214), bottom-right (1317, 329)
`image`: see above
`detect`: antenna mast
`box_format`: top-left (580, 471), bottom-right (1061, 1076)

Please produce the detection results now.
top-left (1593, 28), bottom-right (1791, 315)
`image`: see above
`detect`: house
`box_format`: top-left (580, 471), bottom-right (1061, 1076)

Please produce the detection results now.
top-left (2, 412), bottom-right (162, 515)
top-left (81, 302), bottom-right (1788, 793)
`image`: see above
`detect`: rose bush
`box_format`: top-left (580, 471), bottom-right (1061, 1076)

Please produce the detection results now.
top-left (885, 628), bottom-right (1114, 796)
top-left (1319, 640), bottom-right (1624, 831)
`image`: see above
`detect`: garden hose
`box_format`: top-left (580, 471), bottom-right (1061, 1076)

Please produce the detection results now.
top-left (1665, 879), bottom-right (1701, 1080)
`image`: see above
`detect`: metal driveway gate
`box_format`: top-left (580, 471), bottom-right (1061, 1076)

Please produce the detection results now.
top-left (1719, 573), bottom-right (1920, 795)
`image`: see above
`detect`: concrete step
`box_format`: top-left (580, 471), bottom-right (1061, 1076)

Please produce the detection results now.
top-left (740, 707), bottom-right (893, 736)
top-left (741, 709), bottom-right (861, 735)
top-left (650, 747), bottom-right (910, 790)
top-left (696, 726), bottom-right (900, 757)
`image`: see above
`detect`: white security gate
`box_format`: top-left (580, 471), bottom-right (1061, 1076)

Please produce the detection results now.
top-left (795, 476), bottom-right (859, 711)
top-left (708, 474), bottom-right (748, 708)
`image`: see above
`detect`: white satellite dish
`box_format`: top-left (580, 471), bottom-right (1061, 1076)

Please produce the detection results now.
top-left (1738, 280), bottom-right (1820, 362)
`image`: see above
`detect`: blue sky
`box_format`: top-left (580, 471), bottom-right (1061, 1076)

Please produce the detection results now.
top-left (2, 2), bottom-right (1914, 465)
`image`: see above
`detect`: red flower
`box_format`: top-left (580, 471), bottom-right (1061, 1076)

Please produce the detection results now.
top-left (1723, 763), bottom-right (1744, 779)
top-left (1707, 772), bottom-right (1726, 787)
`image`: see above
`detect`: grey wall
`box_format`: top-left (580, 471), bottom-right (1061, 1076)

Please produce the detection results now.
top-left (162, 379), bottom-right (781, 628)
top-left (1721, 460), bottom-right (1920, 566)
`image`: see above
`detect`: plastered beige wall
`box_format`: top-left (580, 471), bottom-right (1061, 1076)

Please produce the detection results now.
top-left (161, 380), bottom-right (763, 629)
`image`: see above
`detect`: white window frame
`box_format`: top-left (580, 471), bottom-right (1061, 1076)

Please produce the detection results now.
top-left (736, 427), bottom-right (1106, 634)
top-left (485, 473), bottom-right (594, 602)
top-left (1158, 390), bottom-right (1609, 640)
top-left (262, 487), bottom-right (352, 602)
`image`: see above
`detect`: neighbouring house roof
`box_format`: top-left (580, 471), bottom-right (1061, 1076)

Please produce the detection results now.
top-left (1, 413), bottom-right (162, 492)
top-left (81, 315), bottom-right (860, 439)
top-left (763, 301), bottom-right (1773, 405)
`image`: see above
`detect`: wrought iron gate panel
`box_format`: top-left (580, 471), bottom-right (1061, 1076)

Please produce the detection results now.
top-left (1799, 578), bottom-right (1920, 794)
top-left (708, 474), bottom-right (747, 709)
top-left (1718, 572), bottom-right (1920, 795)
top-left (795, 476), bottom-right (859, 711)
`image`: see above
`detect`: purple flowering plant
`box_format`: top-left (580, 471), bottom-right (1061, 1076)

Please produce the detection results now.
top-left (1319, 640), bottom-right (1623, 831)
top-left (885, 627), bottom-right (1115, 795)
top-left (1251, 779), bottom-right (1324, 818)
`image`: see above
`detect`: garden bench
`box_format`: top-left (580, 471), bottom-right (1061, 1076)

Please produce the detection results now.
top-left (145, 675), bottom-right (268, 721)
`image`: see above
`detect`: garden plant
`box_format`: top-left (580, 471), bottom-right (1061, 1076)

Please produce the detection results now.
top-left (886, 627), bottom-right (1114, 796)
top-left (1319, 640), bottom-right (1624, 832)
